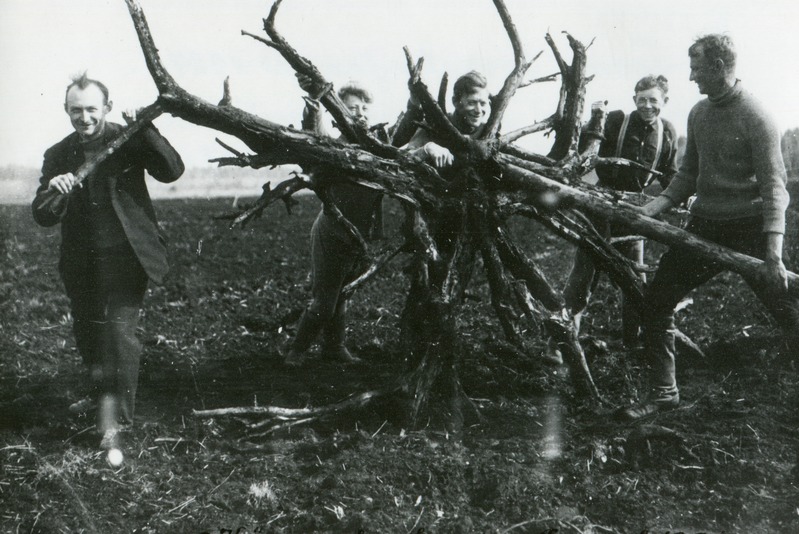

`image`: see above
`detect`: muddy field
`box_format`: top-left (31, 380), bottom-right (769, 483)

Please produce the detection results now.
top-left (1, 189), bottom-right (798, 534)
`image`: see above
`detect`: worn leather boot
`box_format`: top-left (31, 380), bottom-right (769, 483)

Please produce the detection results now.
top-left (68, 396), bottom-right (97, 415)
top-left (323, 344), bottom-right (362, 364)
top-left (284, 310), bottom-right (324, 367)
top-left (617, 313), bottom-right (680, 421)
top-left (617, 390), bottom-right (680, 421)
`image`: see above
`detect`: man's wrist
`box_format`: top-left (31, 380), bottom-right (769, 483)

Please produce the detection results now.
top-left (763, 232), bottom-right (784, 263)
top-left (410, 146), bottom-right (427, 159)
top-left (642, 196), bottom-right (674, 217)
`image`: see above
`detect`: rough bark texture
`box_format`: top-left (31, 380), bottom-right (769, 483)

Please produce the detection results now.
top-left (121, 0), bottom-right (797, 430)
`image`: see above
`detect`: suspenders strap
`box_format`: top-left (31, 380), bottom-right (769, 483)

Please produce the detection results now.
top-left (612, 112), bottom-right (664, 190)
top-left (642, 117), bottom-right (664, 189)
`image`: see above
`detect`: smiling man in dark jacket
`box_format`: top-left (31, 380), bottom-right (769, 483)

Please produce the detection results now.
top-left (32, 73), bottom-right (184, 456)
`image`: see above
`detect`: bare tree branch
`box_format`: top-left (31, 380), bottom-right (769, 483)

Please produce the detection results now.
top-left (518, 72), bottom-right (559, 88)
top-left (218, 76), bottom-right (232, 106)
top-left (545, 32), bottom-right (589, 161)
top-left (215, 174), bottom-right (310, 228)
top-left (402, 47), bottom-right (472, 154)
top-left (38, 100), bottom-right (164, 212)
top-left (437, 72), bottom-right (449, 114)
top-left (316, 188), bottom-right (369, 256)
top-left (481, 0), bottom-right (535, 139)
top-left (193, 384), bottom-right (402, 420)
top-left (497, 161), bottom-right (799, 290)
top-left (595, 157), bottom-right (665, 178)
top-left (124, 0), bottom-right (771, 422)
top-left (500, 115), bottom-right (557, 144)
top-left (341, 237), bottom-right (408, 299)
top-left (254, 0), bottom-right (400, 159)
top-left (209, 137), bottom-right (262, 168)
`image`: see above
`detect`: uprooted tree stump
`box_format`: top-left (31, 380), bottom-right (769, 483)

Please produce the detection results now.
top-left (121, 0), bottom-right (799, 435)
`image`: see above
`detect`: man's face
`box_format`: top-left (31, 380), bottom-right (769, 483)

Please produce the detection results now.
top-left (633, 87), bottom-right (667, 124)
top-left (65, 84), bottom-right (111, 140)
top-left (342, 94), bottom-right (370, 127)
top-left (454, 87), bottom-right (490, 133)
top-left (689, 47), bottom-right (724, 96)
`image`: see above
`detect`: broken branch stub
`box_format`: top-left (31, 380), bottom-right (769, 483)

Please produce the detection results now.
top-left (122, 0), bottom-right (793, 429)
top-left (123, 0), bottom-right (609, 421)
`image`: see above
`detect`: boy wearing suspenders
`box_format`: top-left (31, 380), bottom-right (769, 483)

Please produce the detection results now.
top-left (548, 75), bottom-right (678, 361)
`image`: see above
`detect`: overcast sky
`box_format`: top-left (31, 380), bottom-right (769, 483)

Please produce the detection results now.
top-left (3, 0), bottom-right (799, 169)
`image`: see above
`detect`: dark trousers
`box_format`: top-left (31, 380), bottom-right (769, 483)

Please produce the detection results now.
top-left (292, 212), bottom-right (364, 352)
top-left (61, 243), bottom-right (148, 426)
top-left (642, 215), bottom-right (799, 397)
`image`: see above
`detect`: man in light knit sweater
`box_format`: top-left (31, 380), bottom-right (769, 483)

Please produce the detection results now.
top-left (620, 34), bottom-right (798, 421)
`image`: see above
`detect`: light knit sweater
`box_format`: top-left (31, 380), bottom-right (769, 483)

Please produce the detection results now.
top-left (661, 81), bottom-right (789, 234)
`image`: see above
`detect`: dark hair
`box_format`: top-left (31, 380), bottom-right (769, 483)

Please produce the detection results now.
top-left (634, 74), bottom-right (669, 96)
top-left (689, 34), bottom-right (736, 72)
top-left (452, 70), bottom-right (488, 104)
top-left (65, 72), bottom-right (110, 105)
top-left (338, 81), bottom-right (373, 104)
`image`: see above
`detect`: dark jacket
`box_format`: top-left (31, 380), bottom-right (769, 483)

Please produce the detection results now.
top-left (590, 109), bottom-right (678, 192)
top-left (301, 103), bottom-right (423, 241)
top-left (32, 122), bottom-right (184, 284)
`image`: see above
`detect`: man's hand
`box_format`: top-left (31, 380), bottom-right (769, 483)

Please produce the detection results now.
top-left (637, 195), bottom-right (675, 218)
top-left (48, 173), bottom-right (78, 195)
top-left (757, 257), bottom-right (789, 295)
top-left (296, 73), bottom-right (315, 93)
top-left (423, 142), bottom-right (454, 168)
top-left (122, 108), bottom-right (143, 125)
top-left (757, 232), bottom-right (789, 294)
top-left (591, 100), bottom-right (607, 114)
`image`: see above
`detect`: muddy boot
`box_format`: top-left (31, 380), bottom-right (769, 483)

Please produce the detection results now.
top-left (321, 302), bottom-right (361, 364)
top-left (323, 345), bottom-right (362, 364)
top-left (284, 310), bottom-right (324, 367)
top-left (617, 390), bottom-right (679, 421)
top-left (68, 396), bottom-right (97, 415)
top-left (616, 319), bottom-right (680, 421)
